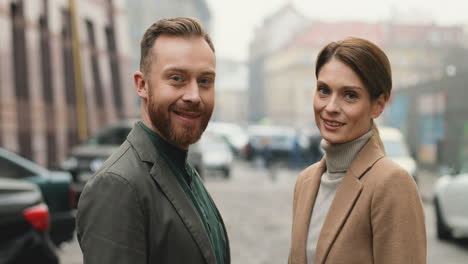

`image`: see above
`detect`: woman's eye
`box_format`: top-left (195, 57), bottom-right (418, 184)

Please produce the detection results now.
top-left (345, 92), bottom-right (358, 100)
top-left (317, 86), bottom-right (330, 95)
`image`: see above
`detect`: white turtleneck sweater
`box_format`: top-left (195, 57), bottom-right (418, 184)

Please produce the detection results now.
top-left (306, 130), bottom-right (373, 263)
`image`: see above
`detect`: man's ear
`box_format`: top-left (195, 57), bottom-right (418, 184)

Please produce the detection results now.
top-left (134, 71), bottom-right (148, 100)
top-left (371, 94), bottom-right (386, 119)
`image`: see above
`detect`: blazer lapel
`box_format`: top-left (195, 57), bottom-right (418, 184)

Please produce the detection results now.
top-left (315, 136), bottom-right (385, 263)
top-left (291, 159), bottom-right (325, 263)
top-left (150, 154), bottom-right (216, 264)
top-left (127, 123), bottom-right (216, 264)
top-left (314, 172), bottom-right (362, 263)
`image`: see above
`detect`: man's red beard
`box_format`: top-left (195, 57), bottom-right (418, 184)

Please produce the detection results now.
top-left (146, 91), bottom-right (212, 148)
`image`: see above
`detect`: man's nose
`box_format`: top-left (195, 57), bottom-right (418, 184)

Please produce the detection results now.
top-left (182, 80), bottom-right (201, 104)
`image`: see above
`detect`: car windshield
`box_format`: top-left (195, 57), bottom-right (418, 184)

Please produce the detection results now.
top-left (200, 136), bottom-right (229, 152)
top-left (383, 140), bottom-right (409, 158)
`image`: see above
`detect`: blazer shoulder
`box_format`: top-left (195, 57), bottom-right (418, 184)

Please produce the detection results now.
top-left (372, 157), bottom-right (411, 178)
top-left (368, 156), bottom-right (418, 193)
top-left (93, 140), bottom-right (151, 187)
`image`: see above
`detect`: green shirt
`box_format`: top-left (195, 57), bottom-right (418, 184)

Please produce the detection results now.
top-left (139, 122), bottom-right (227, 264)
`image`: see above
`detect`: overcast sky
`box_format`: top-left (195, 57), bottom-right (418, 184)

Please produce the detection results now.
top-left (207, 0), bottom-right (468, 61)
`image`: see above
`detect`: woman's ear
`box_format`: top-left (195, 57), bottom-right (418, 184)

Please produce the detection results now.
top-left (134, 71), bottom-right (148, 100)
top-left (371, 94), bottom-right (386, 119)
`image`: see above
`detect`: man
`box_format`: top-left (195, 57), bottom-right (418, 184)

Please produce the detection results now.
top-left (77, 18), bottom-right (230, 264)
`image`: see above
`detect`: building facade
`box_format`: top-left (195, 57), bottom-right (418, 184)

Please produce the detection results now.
top-left (212, 58), bottom-right (248, 124)
top-left (262, 19), bottom-right (465, 128)
top-left (0, 0), bottom-right (135, 167)
top-left (387, 73), bottom-right (468, 169)
top-left (125, 0), bottom-right (212, 73)
top-left (247, 3), bottom-right (308, 123)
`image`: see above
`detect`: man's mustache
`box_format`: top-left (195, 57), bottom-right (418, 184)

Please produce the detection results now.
top-left (170, 104), bottom-right (204, 114)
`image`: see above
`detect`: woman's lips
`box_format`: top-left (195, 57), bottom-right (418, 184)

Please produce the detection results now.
top-left (321, 117), bottom-right (345, 130)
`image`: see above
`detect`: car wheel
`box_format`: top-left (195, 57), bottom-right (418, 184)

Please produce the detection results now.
top-left (434, 197), bottom-right (452, 240)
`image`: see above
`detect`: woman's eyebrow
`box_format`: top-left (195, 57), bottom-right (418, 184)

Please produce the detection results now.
top-left (342, 85), bottom-right (364, 90)
top-left (317, 81), bottom-right (363, 91)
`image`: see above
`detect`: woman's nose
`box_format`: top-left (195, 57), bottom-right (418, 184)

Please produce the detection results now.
top-left (324, 95), bottom-right (340, 113)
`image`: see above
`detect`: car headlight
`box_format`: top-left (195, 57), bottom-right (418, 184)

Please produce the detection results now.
top-left (61, 157), bottom-right (78, 170)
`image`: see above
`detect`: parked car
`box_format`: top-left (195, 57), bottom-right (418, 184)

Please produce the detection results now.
top-left (433, 164), bottom-right (468, 240)
top-left (206, 122), bottom-right (249, 156)
top-left (0, 147), bottom-right (75, 247)
top-left (61, 119), bottom-right (205, 203)
top-left (0, 178), bottom-right (59, 264)
top-left (198, 132), bottom-right (233, 178)
top-left (379, 126), bottom-right (418, 182)
top-left (244, 125), bottom-right (301, 165)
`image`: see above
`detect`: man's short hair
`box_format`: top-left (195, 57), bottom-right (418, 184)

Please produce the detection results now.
top-left (139, 17), bottom-right (214, 74)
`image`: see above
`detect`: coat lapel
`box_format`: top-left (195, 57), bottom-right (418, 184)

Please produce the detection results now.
top-left (127, 123), bottom-right (216, 264)
top-left (315, 136), bottom-right (385, 264)
top-left (314, 172), bottom-right (362, 263)
top-left (150, 161), bottom-right (216, 264)
top-left (291, 159), bottom-right (325, 264)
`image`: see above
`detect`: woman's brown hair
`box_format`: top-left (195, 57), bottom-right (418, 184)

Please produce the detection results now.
top-left (315, 37), bottom-right (392, 149)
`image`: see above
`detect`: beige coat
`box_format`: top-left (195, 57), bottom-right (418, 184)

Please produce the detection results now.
top-left (288, 136), bottom-right (426, 264)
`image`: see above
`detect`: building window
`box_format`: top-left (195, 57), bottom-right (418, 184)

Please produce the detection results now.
top-left (11, 1), bottom-right (33, 160)
top-left (61, 9), bottom-right (79, 147)
top-left (40, 0), bottom-right (57, 168)
top-left (86, 20), bottom-right (106, 124)
top-left (105, 25), bottom-right (123, 118)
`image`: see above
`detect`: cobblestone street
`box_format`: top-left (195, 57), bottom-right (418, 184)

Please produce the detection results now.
top-left (59, 160), bottom-right (468, 264)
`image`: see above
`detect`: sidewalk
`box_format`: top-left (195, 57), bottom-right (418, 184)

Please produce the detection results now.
top-left (417, 169), bottom-right (440, 203)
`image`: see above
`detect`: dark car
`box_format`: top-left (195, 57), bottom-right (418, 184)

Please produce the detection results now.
top-left (0, 178), bottom-right (59, 264)
top-left (0, 148), bottom-right (75, 247)
top-left (61, 119), bottom-right (205, 204)
top-left (244, 125), bottom-right (298, 163)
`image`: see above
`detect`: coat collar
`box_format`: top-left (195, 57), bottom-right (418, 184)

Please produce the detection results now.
top-left (316, 135), bottom-right (385, 263)
top-left (292, 135), bottom-right (385, 264)
top-left (127, 123), bottom-right (217, 264)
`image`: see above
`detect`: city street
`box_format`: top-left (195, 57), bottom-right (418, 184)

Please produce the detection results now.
top-left (58, 160), bottom-right (468, 264)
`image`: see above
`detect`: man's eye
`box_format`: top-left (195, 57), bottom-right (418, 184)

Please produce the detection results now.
top-left (199, 78), bottom-right (212, 85)
top-left (170, 75), bottom-right (183, 82)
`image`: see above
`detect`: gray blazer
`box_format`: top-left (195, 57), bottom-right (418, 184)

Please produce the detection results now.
top-left (77, 123), bottom-right (230, 264)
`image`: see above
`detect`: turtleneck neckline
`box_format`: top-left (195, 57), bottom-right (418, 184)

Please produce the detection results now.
top-left (138, 121), bottom-right (188, 170)
top-left (321, 130), bottom-right (373, 174)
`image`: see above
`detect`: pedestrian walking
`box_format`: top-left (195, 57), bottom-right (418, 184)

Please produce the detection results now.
top-left (260, 136), bottom-right (278, 181)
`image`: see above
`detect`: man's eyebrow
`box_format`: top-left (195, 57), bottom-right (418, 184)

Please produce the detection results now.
top-left (200, 70), bottom-right (215, 76)
top-left (163, 67), bottom-right (215, 76)
top-left (163, 67), bottom-right (189, 74)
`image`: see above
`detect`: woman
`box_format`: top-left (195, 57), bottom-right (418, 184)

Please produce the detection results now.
top-left (288, 37), bottom-right (426, 264)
